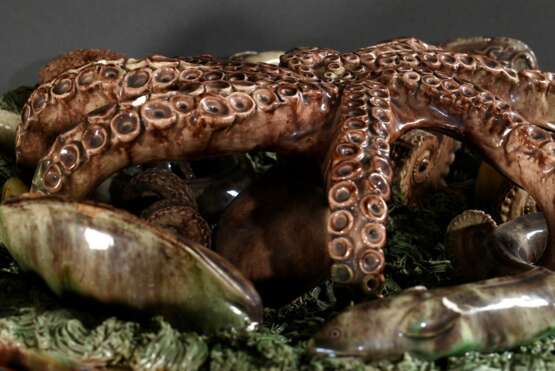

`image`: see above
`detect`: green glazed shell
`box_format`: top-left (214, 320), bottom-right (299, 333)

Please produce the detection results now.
top-left (0, 194), bottom-right (262, 333)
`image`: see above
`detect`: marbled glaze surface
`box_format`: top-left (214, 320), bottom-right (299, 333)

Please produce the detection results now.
top-left (310, 267), bottom-right (555, 361)
top-left (0, 195), bottom-right (262, 333)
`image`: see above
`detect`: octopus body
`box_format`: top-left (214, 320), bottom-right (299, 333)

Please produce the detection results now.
top-left (18, 37), bottom-right (555, 294)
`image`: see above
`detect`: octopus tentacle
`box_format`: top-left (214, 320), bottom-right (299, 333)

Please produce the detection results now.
top-left (38, 48), bottom-right (127, 84)
top-left (323, 80), bottom-right (394, 292)
top-left (282, 38), bottom-right (537, 211)
top-left (387, 67), bottom-right (555, 267)
top-left (393, 129), bottom-right (458, 205)
top-left (124, 167), bottom-right (197, 208)
top-left (285, 41), bottom-right (555, 131)
top-left (450, 37), bottom-right (542, 222)
top-left (358, 39), bottom-right (537, 206)
top-left (17, 54), bottom-right (319, 167)
top-left (31, 80), bottom-right (336, 198)
top-left (475, 161), bottom-right (541, 223)
top-left (18, 54), bottom-right (219, 165)
top-left (280, 38), bottom-right (437, 86)
top-left (441, 36), bottom-right (538, 70)
top-left (144, 203), bottom-right (212, 247)
top-left (497, 183), bottom-right (539, 222)
top-left (122, 168), bottom-right (212, 246)
top-left (280, 46), bottom-right (338, 80)
top-left (410, 51), bottom-right (555, 128)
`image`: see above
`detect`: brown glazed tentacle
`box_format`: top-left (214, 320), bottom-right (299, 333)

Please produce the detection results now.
top-left (144, 203), bottom-right (212, 247)
top-left (394, 129), bottom-right (458, 205)
top-left (497, 183), bottom-right (539, 222)
top-left (323, 80), bottom-right (393, 293)
top-left (328, 43), bottom-right (555, 134)
top-left (475, 163), bottom-right (540, 223)
top-left (280, 38), bottom-right (437, 86)
top-left (415, 52), bottom-right (555, 130)
top-left (388, 68), bottom-right (555, 269)
top-left (280, 47), bottom-right (338, 80)
top-left (441, 36), bottom-right (539, 71)
top-left (38, 48), bottom-right (127, 84)
top-left (17, 54), bottom-right (324, 167)
top-left (404, 36), bottom-right (539, 206)
top-left (122, 168), bottom-right (211, 246)
top-left (124, 168), bottom-right (197, 208)
top-left (448, 37), bottom-right (541, 222)
top-left (391, 37), bottom-right (537, 206)
top-left (17, 54), bottom-right (224, 167)
top-left (31, 80), bottom-right (336, 198)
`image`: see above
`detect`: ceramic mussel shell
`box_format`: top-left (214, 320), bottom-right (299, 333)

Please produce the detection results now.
top-left (0, 194), bottom-right (262, 333)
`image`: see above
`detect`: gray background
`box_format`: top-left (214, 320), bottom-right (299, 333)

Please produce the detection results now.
top-left (1, 0), bottom-right (554, 93)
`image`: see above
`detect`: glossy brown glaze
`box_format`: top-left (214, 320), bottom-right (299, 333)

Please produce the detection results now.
top-left (125, 167), bottom-right (197, 207)
top-left (121, 168), bottom-right (211, 246)
top-left (179, 155), bottom-right (254, 223)
top-left (393, 129), bottom-right (458, 205)
top-left (446, 210), bottom-right (547, 281)
top-left (26, 37), bottom-right (555, 293)
top-left (214, 168), bottom-right (329, 306)
top-left (475, 162), bottom-right (540, 222)
top-left (310, 267), bottom-right (555, 361)
top-left (441, 36), bottom-right (538, 71)
top-left (497, 183), bottom-right (539, 222)
top-left (38, 48), bottom-right (127, 85)
top-left (17, 54), bottom-right (334, 167)
top-left (487, 212), bottom-right (546, 269)
top-left (392, 36), bottom-right (538, 206)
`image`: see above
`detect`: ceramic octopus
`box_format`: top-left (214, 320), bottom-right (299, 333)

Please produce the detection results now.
top-left (15, 36), bottom-right (555, 298)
